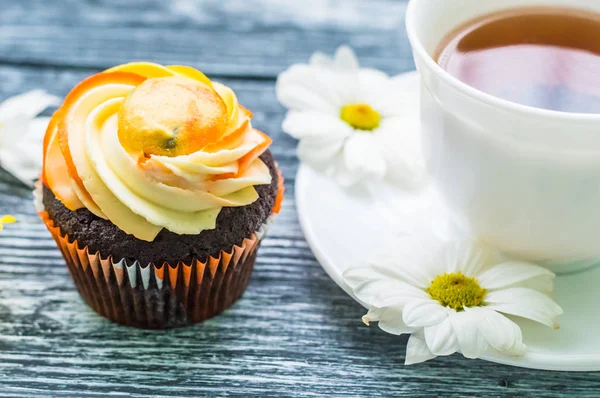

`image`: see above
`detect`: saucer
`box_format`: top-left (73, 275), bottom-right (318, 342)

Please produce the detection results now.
top-left (296, 71), bottom-right (600, 371)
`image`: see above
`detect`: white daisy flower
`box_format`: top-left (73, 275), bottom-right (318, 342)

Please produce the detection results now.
top-left (343, 234), bottom-right (563, 365)
top-left (0, 90), bottom-right (60, 187)
top-left (276, 46), bottom-right (425, 187)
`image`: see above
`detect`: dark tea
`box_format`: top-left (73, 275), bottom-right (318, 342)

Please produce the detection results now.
top-left (435, 7), bottom-right (600, 113)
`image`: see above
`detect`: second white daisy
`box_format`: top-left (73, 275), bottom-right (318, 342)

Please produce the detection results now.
top-left (343, 234), bottom-right (563, 365)
top-left (276, 46), bottom-right (425, 187)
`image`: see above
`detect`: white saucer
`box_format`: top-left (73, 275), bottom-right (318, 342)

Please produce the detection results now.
top-left (296, 71), bottom-right (600, 372)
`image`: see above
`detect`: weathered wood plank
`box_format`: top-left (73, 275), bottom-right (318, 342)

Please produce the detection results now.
top-left (0, 0), bottom-right (414, 77)
top-left (0, 63), bottom-right (600, 397)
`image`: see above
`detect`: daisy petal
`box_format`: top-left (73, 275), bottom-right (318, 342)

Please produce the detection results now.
top-left (437, 240), bottom-right (501, 276)
top-left (345, 266), bottom-right (428, 307)
top-left (373, 116), bottom-right (426, 188)
top-left (0, 150), bottom-right (40, 186)
top-left (276, 65), bottom-right (340, 112)
top-left (297, 137), bottom-right (345, 173)
top-left (0, 90), bottom-right (59, 120)
top-left (369, 72), bottom-right (422, 118)
top-left (343, 132), bottom-right (386, 181)
top-left (379, 309), bottom-right (414, 335)
top-left (465, 307), bottom-right (526, 355)
top-left (486, 288), bottom-right (563, 329)
top-left (28, 116), bottom-right (52, 138)
top-left (368, 233), bottom-right (445, 287)
top-left (0, 118), bottom-right (44, 187)
top-left (359, 68), bottom-right (390, 86)
top-left (345, 253), bottom-right (435, 291)
top-left (362, 307), bottom-right (382, 326)
top-left (334, 45), bottom-right (359, 71)
top-left (309, 51), bottom-right (333, 67)
top-left (363, 306), bottom-right (415, 335)
top-left (405, 334), bottom-right (436, 365)
top-left (352, 278), bottom-right (423, 306)
top-left (403, 299), bottom-right (447, 328)
top-left (424, 314), bottom-right (459, 356)
top-left (448, 309), bottom-right (488, 359)
top-left (477, 261), bottom-right (555, 293)
top-left (374, 288), bottom-right (429, 308)
top-left (282, 110), bottom-right (353, 139)
top-left (357, 69), bottom-right (392, 106)
top-left (331, 151), bottom-right (361, 187)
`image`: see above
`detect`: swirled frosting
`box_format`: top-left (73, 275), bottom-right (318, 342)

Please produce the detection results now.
top-left (43, 63), bottom-right (274, 241)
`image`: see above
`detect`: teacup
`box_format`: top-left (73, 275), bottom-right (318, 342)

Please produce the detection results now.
top-left (406, 0), bottom-right (600, 271)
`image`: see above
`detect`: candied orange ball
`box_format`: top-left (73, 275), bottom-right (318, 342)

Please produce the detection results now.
top-left (118, 76), bottom-right (228, 157)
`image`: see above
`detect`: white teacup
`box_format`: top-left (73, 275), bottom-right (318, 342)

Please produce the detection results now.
top-left (406, 0), bottom-right (600, 269)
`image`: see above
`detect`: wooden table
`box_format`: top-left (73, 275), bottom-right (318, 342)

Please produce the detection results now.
top-left (0, 1), bottom-right (598, 396)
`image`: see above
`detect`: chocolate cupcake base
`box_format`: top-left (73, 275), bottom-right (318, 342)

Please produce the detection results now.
top-left (40, 211), bottom-right (266, 329)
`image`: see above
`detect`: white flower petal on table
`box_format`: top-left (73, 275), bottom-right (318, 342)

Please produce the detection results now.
top-left (448, 309), bottom-right (488, 359)
top-left (28, 116), bottom-right (52, 136)
top-left (343, 132), bottom-right (386, 182)
top-left (0, 91), bottom-right (59, 186)
top-left (424, 313), bottom-right (459, 356)
top-left (276, 65), bottom-right (341, 112)
top-left (0, 117), bottom-right (50, 187)
top-left (282, 110), bottom-right (353, 139)
top-left (403, 299), bottom-right (448, 329)
top-left (26, 116), bottom-right (52, 165)
top-left (466, 306), bottom-right (526, 356)
top-left (478, 261), bottom-right (555, 293)
top-left (0, 90), bottom-right (59, 121)
top-left (361, 306), bottom-right (391, 326)
top-left (362, 307), bottom-right (383, 326)
top-left (363, 306), bottom-right (415, 335)
top-left (486, 288), bottom-right (563, 329)
top-left (0, 117), bottom-right (29, 148)
top-left (405, 334), bottom-right (436, 365)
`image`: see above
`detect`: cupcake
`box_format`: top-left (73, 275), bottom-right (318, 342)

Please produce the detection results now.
top-left (36, 62), bottom-right (284, 329)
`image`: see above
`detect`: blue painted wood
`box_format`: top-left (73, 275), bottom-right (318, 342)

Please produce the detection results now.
top-left (0, 1), bottom-right (598, 397)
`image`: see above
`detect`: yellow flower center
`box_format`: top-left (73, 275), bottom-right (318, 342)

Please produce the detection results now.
top-left (340, 103), bottom-right (381, 131)
top-left (0, 214), bottom-right (16, 231)
top-left (426, 272), bottom-right (486, 310)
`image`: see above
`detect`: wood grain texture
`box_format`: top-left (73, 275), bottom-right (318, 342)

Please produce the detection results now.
top-left (0, 0), bottom-right (415, 77)
top-left (0, 0), bottom-right (599, 397)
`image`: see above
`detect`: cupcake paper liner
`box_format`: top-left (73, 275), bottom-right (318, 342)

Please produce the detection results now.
top-left (39, 210), bottom-right (272, 329)
top-left (34, 164), bottom-right (283, 329)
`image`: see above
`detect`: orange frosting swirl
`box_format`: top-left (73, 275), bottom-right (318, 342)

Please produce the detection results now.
top-left (43, 63), bottom-right (274, 241)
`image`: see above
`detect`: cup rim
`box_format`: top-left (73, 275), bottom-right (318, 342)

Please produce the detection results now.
top-left (405, 0), bottom-right (600, 122)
